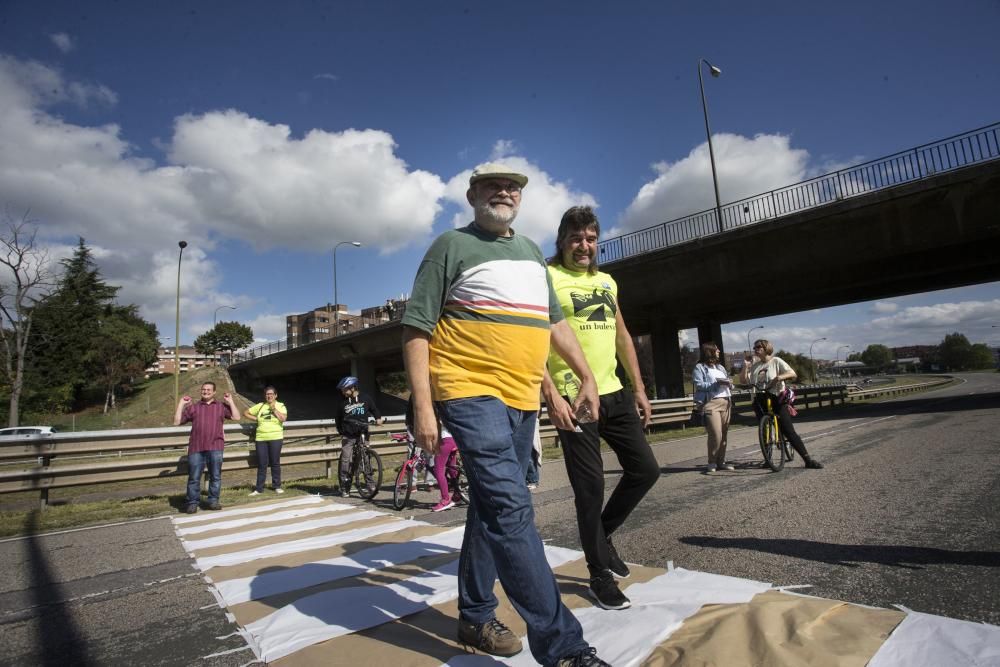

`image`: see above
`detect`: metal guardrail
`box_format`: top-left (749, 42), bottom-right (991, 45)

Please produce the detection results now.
top-left (598, 122), bottom-right (1000, 263)
top-left (0, 386), bottom-right (860, 507)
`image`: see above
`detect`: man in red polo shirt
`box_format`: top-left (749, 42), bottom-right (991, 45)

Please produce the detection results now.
top-left (174, 382), bottom-right (240, 513)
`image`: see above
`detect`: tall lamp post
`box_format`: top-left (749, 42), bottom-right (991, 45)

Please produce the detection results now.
top-left (333, 241), bottom-right (362, 335)
top-left (809, 337), bottom-right (827, 382)
top-left (836, 345), bottom-right (851, 378)
top-left (746, 325), bottom-right (764, 353)
top-left (213, 304), bottom-right (237, 326)
top-left (698, 58), bottom-right (724, 234)
top-left (174, 241), bottom-right (188, 406)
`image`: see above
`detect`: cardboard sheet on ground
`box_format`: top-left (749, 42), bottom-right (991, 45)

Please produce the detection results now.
top-left (172, 496), bottom-right (1000, 666)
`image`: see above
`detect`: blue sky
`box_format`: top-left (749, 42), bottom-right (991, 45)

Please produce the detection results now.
top-left (1, 0), bottom-right (998, 360)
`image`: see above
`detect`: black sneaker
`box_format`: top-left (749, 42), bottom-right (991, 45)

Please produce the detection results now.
top-left (184, 505), bottom-right (198, 514)
top-left (606, 539), bottom-right (630, 579)
top-left (457, 617), bottom-right (522, 657)
top-left (805, 458), bottom-right (824, 469)
top-left (207, 502), bottom-right (223, 511)
top-left (556, 647), bottom-right (611, 666)
top-left (588, 573), bottom-right (631, 610)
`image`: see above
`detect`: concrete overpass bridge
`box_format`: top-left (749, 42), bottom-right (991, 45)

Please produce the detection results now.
top-left (230, 122), bottom-right (1000, 407)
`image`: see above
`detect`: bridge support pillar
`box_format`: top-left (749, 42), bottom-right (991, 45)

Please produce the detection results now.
top-left (650, 315), bottom-right (685, 398)
top-left (696, 321), bottom-right (725, 361)
top-left (351, 357), bottom-right (378, 397)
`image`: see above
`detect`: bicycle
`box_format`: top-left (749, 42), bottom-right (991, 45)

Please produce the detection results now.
top-left (347, 432), bottom-right (383, 500)
top-left (757, 391), bottom-right (794, 472)
top-left (391, 432), bottom-right (469, 511)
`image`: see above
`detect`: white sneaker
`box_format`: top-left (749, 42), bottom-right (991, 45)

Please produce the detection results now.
top-left (706, 464), bottom-right (717, 473)
top-left (249, 490), bottom-right (261, 496)
top-left (720, 463), bottom-right (735, 471)
top-left (274, 487), bottom-right (285, 494)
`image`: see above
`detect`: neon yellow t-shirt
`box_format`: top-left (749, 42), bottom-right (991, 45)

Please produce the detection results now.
top-left (546, 264), bottom-right (623, 396)
top-left (248, 401), bottom-right (286, 441)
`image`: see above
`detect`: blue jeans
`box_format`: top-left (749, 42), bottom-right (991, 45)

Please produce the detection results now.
top-left (437, 396), bottom-right (587, 665)
top-left (186, 449), bottom-right (223, 507)
top-left (254, 439), bottom-right (283, 491)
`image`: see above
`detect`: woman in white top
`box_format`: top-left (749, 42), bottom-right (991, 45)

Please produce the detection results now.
top-left (692, 342), bottom-right (734, 472)
top-left (739, 339), bottom-right (823, 469)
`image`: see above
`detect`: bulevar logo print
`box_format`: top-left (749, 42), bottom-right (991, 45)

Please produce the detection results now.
top-left (570, 289), bottom-right (618, 322)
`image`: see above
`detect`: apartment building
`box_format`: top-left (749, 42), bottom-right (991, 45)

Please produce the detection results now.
top-left (146, 346), bottom-right (219, 377)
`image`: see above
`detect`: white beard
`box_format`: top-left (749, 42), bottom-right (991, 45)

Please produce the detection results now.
top-left (475, 199), bottom-right (519, 227)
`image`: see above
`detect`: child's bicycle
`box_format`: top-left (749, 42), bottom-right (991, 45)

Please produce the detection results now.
top-left (348, 433), bottom-right (383, 499)
top-left (756, 390), bottom-right (795, 472)
top-left (390, 432), bottom-right (469, 510)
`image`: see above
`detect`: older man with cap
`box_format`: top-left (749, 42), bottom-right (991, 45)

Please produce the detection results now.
top-left (403, 163), bottom-right (609, 666)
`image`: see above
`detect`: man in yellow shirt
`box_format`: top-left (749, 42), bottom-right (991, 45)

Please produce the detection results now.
top-left (543, 205), bottom-right (659, 612)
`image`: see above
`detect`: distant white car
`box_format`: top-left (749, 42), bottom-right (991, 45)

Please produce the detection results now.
top-left (0, 426), bottom-right (57, 438)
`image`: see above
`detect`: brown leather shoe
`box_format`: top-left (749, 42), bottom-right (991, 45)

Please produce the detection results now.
top-left (457, 617), bottom-right (522, 657)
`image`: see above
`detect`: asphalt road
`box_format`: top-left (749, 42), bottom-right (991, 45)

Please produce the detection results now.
top-left (1, 373), bottom-right (997, 665)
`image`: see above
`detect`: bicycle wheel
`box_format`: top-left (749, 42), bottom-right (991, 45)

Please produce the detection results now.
top-left (758, 416), bottom-right (784, 472)
top-left (782, 431), bottom-right (795, 462)
top-left (449, 455), bottom-right (471, 505)
top-left (355, 448), bottom-right (383, 500)
top-left (392, 462), bottom-right (413, 510)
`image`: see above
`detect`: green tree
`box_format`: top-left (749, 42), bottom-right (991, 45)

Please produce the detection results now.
top-left (195, 321), bottom-right (254, 364)
top-left (861, 344), bottom-right (893, 369)
top-left (775, 350), bottom-right (814, 384)
top-left (86, 306), bottom-right (159, 413)
top-left (846, 352), bottom-right (862, 363)
top-left (938, 332), bottom-right (972, 371)
top-left (29, 238), bottom-right (119, 410)
top-left (968, 343), bottom-right (995, 370)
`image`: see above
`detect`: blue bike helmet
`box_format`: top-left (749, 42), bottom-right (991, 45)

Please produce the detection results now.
top-left (336, 376), bottom-right (359, 391)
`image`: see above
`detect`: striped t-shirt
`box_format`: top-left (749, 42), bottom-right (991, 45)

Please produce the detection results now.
top-left (402, 223), bottom-right (563, 410)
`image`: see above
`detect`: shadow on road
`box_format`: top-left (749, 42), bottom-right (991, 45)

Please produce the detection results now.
top-left (679, 535), bottom-right (1000, 570)
top-left (24, 511), bottom-right (92, 666)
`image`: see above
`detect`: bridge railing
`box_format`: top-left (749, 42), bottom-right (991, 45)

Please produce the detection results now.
top-left (232, 306), bottom-right (408, 364)
top-left (599, 122), bottom-right (1000, 263)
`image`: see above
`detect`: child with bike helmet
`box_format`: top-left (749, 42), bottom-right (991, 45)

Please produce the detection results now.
top-left (405, 397), bottom-right (461, 511)
top-left (335, 376), bottom-right (383, 496)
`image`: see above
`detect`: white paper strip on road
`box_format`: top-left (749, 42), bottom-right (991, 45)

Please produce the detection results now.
top-left (450, 568), bottom-right (773, 667)
top-left (182, 509), bottom-right (384, 551)
top-left (172, 495), bottom-right (327, 525)
top-left (214, 527), bottom-right (466, 605)
top-left (867, 609), bottom-right (1000, 667)
top-left (195, 517), bottom-right (427, 570)
top-left (175, 503), bottom-right (352, 536)
top-left (248, 544), bottom-right (582, 663)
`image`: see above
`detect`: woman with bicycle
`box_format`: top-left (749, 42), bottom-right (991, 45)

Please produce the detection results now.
top-left (693, 342), bottom-right (734, 472)
top-left (739, 339), bottom-right (824, 469)
top-left (335, 376), bottom-right (383, 496)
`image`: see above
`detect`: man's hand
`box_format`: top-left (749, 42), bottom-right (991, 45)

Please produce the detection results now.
top-left (573, 375), bottom-right (600, 424)
top-left (634, 389), bottom-right (652, 428)
top-left (413, 406), bottom-right (440, 454)
top-left (541, 370), bottom-right (575, 431)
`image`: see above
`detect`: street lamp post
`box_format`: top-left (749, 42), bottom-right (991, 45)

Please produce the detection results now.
top-left (174, 241), bottom-right (188, 406)
top-left (746, 325), bottom-right (764, 354)
top-left (810, 337), bottom-right (828, 382)
top-left (333, 241), bottom-right (362, 336)
top-left (213, 305), bottom-right (237, 326)
top-left (836, 345), bottom-right (851, 377)
top-left (698, 58), bottom-right (724, 234)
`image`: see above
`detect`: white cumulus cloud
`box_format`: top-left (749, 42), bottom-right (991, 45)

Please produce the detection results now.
top-left (0, 54), bottom-right (447, 340)
top-left (49, 33), bottom-right (75, 54)
top-left (616, 133), bottom-right (810, 236)
top-left (871, 301), bottom-right (899, 314)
